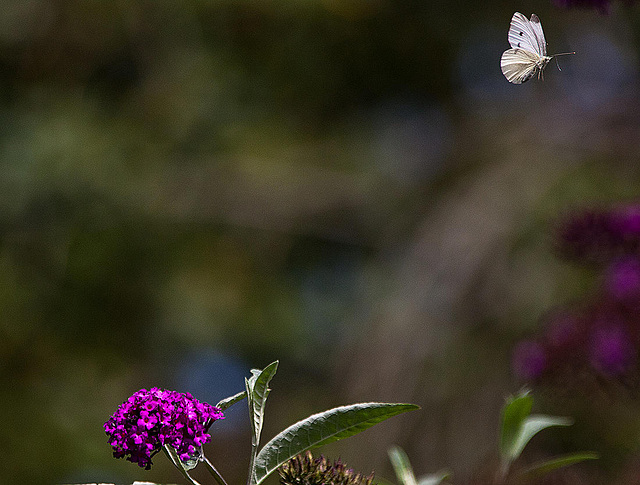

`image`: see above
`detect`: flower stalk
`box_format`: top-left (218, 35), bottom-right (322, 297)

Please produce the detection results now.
top-left (163, 445), bottom-right (202, 485)
top-left (204, 455), bottom-right (230, 485)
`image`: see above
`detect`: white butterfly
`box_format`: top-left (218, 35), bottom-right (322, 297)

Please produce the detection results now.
top-left (501, 12), bottom-right (575, 84)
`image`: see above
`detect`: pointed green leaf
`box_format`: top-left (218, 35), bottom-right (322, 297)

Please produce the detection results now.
top-left (508, 415), bottom-right (573, 463)
top-left (389, 445), bottom-right (418, 485)
top-left (247, 368), bottom-right (261, 382)
top-left (520, 452), bottom-right (599, 478)
top-left (216, 390), bottom-right (247, 411)
top-left (246, 361), bottom-right (279, 447)
top-left (252, 402), bottom-right (419, 485)
top-left (417, 470), bottom-right (451, 485)
top-left (500, 391), bottom-right (533, 461)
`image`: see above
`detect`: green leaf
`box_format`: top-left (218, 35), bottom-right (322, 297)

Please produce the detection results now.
top-left (246, 361), bottom-right (279, 447)
top-left (500, 391), bottom-right (573, 465)
top-left (252, 402), bottom-right (420, 485)
top-left (520, 452), bottom-right (599, 478)
top-left (388, 445), bottom-right (418, 485)
top-left (498, 391), bottom-right (574, 480)
top-left (508, 415), bottom-right (573, 463)
top-left (216, 390), bottom-right (247, 411)
top-left (500, 391), bottom-right (533, 462)
top-left (417, 471), bottom-right (451, 485)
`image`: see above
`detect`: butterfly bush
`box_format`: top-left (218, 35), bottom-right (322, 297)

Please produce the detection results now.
top-left (513, 204), bottom-right (640, 385)
top-left (104, 387), bottom-right (224, 469)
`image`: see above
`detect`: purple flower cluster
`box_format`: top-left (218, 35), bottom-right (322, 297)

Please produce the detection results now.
top-left (513, 204), bottom-right (640, 385)
top-left (104, 387), bottom-right (224, 469)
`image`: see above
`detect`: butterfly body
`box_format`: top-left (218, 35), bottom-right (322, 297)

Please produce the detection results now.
top-left (501, 49), bottom-right (551, 83)
top-left (500, 12), bottom-right (574, 84)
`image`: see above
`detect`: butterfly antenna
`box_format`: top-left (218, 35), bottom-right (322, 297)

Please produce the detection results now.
top-left (552, 51), bottom-right (575, 71)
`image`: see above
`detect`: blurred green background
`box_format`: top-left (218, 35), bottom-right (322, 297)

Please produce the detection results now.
top-left (2, 1), bottom-right (640, 484)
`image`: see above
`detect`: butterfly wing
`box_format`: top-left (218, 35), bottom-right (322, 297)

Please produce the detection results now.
top-left (500, 48), bottom-right (540, 84)
top-left (508, 12), bottom-right (546, 56)
top-left (528, 14), bottom-right (547, 57)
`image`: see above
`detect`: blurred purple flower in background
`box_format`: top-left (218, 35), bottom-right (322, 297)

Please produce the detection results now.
top-left (589, 325), bottom-right (635, 375)
top-left (553, 0), bottom-right (636, 13)
top-left (514, 203), bottom-right (640, 387)
top-left (545, 311), bottom-right (582, 351)
top-left (555, 205), bottom-right (640, 263)
top-left (615, 205), bottom-right (640, 238)
top-left (553, 0), bottom-right (613, 13)
top-left (512, 340), bottom-right (547, 381)
top-left (555, 208), bottom-right (622, 262)
top-left (605, 257), bottom-right (640, 301)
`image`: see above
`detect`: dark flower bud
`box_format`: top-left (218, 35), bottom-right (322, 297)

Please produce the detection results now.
top-left (279, 451), bottom-right (374, 485)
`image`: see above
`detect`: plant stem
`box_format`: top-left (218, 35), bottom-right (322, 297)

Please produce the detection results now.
top-left (163, 445), bottom-right (202, 485)
top-left (203, 455), bottom-right (230, 485)
top-left (246, 440), bottom-right (258, 485)
top-left (495, 460), bottom-right (509, 485)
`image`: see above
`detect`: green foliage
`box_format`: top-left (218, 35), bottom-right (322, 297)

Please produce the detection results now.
top-left (97, 360), bottom-right (418, 485)
top-left (498, 391), bottom-right (597, 480)
top-left (252, 401), bottom-right (419, 485)
top-left (416, 472), bottom-right (451, 485)
top-left (388, 446), bottom-right (449, 485)
top-left (387, 391), bottom-right (596, 485)
top-left (115, 386), bottom-right (597, 485)
top-left (500, 391), bottom-right (534, 462)
top-left (520, 452), bottom-right (599, 479)
top-left (246, 361), bottom-right (279, 448)
top-left (389, 445), bottom-right (418, 485)
top-left (500, 391), bottom-right (573, 468)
